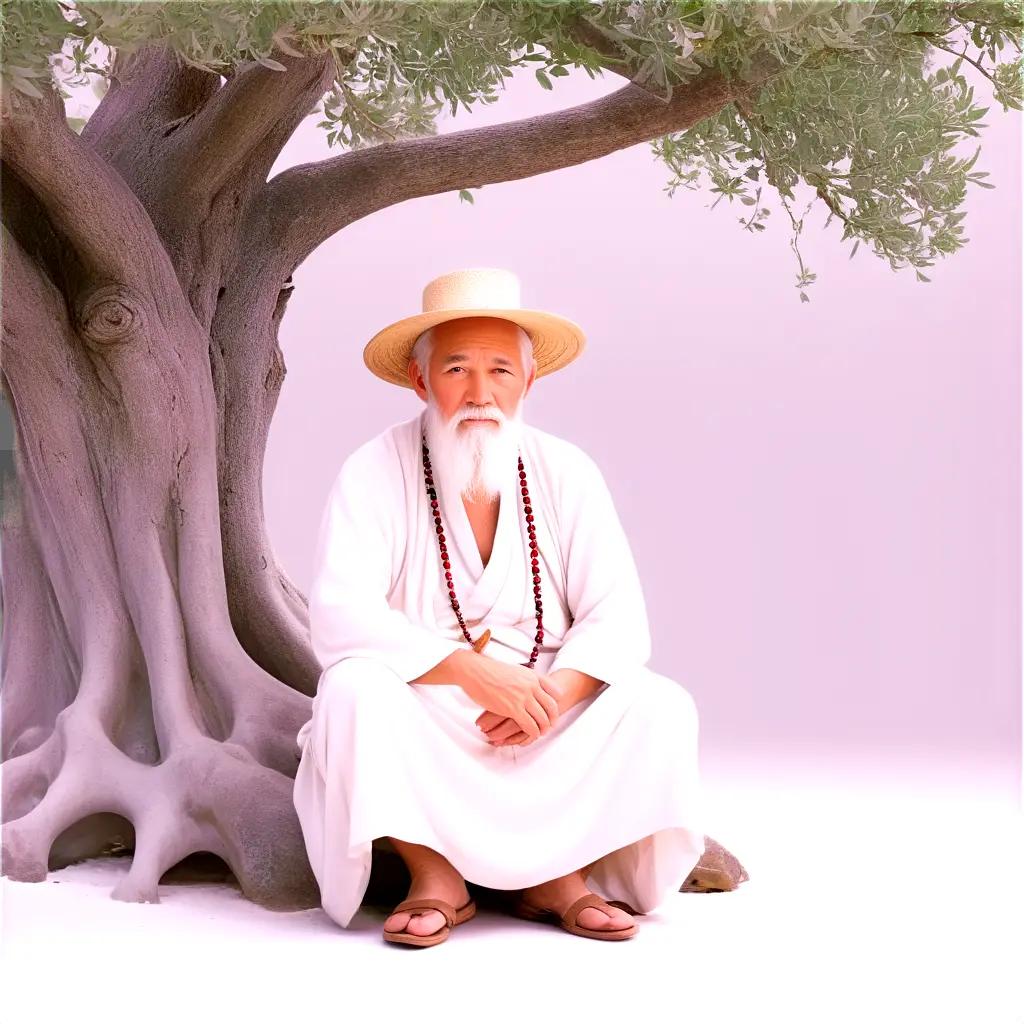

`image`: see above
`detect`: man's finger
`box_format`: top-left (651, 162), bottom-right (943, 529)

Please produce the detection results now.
top-left (487, 719), bottom-right (522, 743)
top-left (518, 705), bottom-right (543, 740)
top-left (525, 696), bottom-right (551, 735)
top-left (538, 675), bottom-right (562, 700)
top-left (535, 686), bottom-right (560, 722)
top-left (481, 714), bottom-right (515, 735)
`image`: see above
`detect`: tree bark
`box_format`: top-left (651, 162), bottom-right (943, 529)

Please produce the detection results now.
top-left (1, 54), bottom-right (325, 905)
top-left (1, 42), bottom-right (773, 908)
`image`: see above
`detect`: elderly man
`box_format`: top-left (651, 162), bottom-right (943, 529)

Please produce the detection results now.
top-left (293, 267), bottom-right (705, 946)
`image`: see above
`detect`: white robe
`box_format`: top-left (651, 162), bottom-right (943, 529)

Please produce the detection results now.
top-left (292, 409), bottom-right (706, 928)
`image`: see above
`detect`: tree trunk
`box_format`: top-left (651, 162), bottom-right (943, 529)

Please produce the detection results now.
top-left (0, 226), bottom-right (319, 905)
top-left (0, 46), bottom-right (336, 908)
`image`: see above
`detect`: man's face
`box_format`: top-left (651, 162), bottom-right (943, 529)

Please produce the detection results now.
top-left (408, 316), bottom-right (535, 422)
top-left (409, 317), bottom-right (536, 502)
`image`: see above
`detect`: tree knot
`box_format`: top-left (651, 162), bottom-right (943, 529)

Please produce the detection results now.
top-left (77, 285), bottom-right (147, 346)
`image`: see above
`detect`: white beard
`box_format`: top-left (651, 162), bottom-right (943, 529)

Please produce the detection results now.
top-left (422, 393), bottom-right (525, 504)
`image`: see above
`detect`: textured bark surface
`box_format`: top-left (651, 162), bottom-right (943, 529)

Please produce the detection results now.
top-left (1, 42), bottom-right (766, 908)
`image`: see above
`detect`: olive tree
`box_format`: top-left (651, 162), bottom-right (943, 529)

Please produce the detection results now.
top-left (1, 0), bottom-right (1019, 910)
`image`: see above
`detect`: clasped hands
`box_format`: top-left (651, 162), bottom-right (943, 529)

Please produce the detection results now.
top-left (468, 662), bottom-right (600, 748)
top-left (475, 671), bottom-right (566, 747)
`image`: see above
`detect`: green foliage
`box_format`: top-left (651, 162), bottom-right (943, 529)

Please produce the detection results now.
top-left (1, 0), bottom-right (1020, 299)
top-left (653, 15), bottom-right (1018, 298)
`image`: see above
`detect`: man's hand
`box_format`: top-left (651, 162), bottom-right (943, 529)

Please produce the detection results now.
top-left (460, 658), bottom-right (561, 744)
top-left (475, 669), bottom-right (603, 747)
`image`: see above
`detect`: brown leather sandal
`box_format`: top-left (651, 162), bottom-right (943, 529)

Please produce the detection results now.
top-left (382, 896), bottom-right (477, 947)
top-left (605, 899), bottom-right (645, 915)
top-left (511, 892), bottom-right (638, 941)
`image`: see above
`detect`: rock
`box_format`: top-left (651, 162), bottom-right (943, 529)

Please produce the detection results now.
top-left (680, 835), bottom-right (749, 892)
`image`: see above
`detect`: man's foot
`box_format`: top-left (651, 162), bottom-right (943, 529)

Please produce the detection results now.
top-left (383, 869), bottom-right (471, 938)
top-left (519, 869), bottom-right (634, 932)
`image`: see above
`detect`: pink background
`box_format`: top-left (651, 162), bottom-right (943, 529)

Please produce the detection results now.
top-left (264, 65), bottom-right (1021, 795)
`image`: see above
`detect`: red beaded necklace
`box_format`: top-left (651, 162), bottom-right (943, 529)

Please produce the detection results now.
top-left (421, 430), bottom-right (544, 669)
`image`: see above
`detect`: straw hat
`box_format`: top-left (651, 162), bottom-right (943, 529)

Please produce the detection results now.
top-left (363, 267), bottom-right (586, 389)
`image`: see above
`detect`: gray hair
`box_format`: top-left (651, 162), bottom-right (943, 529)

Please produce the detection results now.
top-left (410, 322), bottom-right (536, 390)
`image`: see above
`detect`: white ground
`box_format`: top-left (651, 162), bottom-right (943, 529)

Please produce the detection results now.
top-left (2, 752), bottom-right (1021, 1024)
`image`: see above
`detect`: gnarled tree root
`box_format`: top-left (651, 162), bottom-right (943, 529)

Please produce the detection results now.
top-left (2, 698), bottom-right (319, 909)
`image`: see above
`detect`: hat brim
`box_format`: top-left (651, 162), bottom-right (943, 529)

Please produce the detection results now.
top-left (363, 308), bottom-right (586, 389)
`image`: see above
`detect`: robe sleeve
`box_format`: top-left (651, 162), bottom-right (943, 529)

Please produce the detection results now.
top-left (547, 452), bottom-right (652, 685)
top-left (308, 448), bottom-right (465, 684)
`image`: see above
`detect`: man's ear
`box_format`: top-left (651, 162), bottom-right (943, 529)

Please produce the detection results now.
top-left (408, 359), bottom-right (427, 400)
top-left (523, 357), bottom-right (538, 398)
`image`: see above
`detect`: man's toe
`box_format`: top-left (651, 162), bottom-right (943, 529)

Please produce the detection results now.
top-left (384, 911), bottom-right (409, 933)
top-left (401, 913), bottom-right (446, 937)
top-left (578, 906), bottom-right (632, 930)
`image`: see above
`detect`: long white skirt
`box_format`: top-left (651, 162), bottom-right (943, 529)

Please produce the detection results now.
top-left (292, 657), bottom-right (706, 928)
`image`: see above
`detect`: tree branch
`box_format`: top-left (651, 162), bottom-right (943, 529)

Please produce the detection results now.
top-left (81, 44), bottom-right (220, 157)
top-left (162, 48), bottom-right (339, 202)
top-left (0, 83), bottom-right (178, 298)
top-left (250, 52), bottom-right (784, 276)
top-left (912, 31), bottom-right (1004, 88)
top-left (1, 222), bottom-right (69, 359)
top-left (562, 10), bottom-right (674, 96)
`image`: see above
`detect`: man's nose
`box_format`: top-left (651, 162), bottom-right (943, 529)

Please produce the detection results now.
top-left (465, 371), bottom-right (492, 404)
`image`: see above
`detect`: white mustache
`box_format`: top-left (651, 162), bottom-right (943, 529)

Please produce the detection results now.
top-left (456, 409), bottom-right (503, 423)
